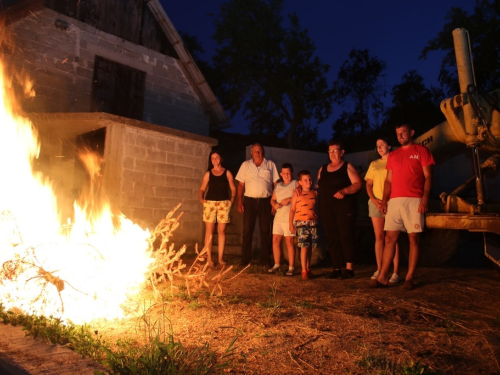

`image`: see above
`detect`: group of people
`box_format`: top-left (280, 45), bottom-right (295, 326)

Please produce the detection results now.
top-left (198, 123), bottom-right (434, 290)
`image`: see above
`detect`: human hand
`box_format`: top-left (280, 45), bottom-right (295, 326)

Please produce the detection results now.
top-left (379, 201), bottom-right (388, 215)
top-left (333, 189), bottom-right (346, 199)
top-left (289, 223), bottom-right (295, 234)
top-left (418, 198), bottom-right (429, 214)
top-left (372, 198), bottom-right (382, 210)
top-left (238, 201), bottom-right (244, 214)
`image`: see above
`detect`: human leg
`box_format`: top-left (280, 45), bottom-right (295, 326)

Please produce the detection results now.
top-left (371, 217), bottom-right (385, 272)
top-left (257, 197), bottom-right (272, 266)
top-left (241, 198), bottom-right (257, 265)
top-left (336, 207), bottom-right (356, 271)
top-left (376, 230), bottom-right (400, 285)
top-left (217, 223), bottom-right (227, 265)
top-left (284, 235), bottom-right (295, 269)
top-left (300, 247), bottom-right (308, 272)
top-left (321, 209), bottom-right (342, 272)
top-left (269, 234), bottom-right (283, 272)
top-left (406, 233), bottom-right (420, 281)
top-left (204, 222), bottom-right (215, 266)
top-left (393, 241), bottom-right (400, 275)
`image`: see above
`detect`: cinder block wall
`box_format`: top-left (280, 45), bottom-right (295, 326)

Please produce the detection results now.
top-left (106, 123), bottom-right (215, 247)
top-left (3, 7), bottom-right (210, 136)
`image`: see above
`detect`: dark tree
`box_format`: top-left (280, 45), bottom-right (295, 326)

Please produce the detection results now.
top-left (211, 0), bottom-right (333, 149)
top-left (383, 70), bottom-right (445, 137)
top-left (332, 49), bottom-right (386, 137)
top-left (421, 0), bottom-right (500, 95)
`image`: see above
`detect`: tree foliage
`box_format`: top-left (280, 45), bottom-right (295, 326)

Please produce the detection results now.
top-left (383, 70), bottom-right (445, 138)
top-left (332, 49), bottom-right (386, 138)
top-left (421, 0), bottom-right (500, 95)
top-left (211, 0), bottom-right (333, 149)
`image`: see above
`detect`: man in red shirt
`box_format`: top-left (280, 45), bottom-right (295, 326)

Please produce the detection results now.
top-left (371, 124), bottom-right (435, 290)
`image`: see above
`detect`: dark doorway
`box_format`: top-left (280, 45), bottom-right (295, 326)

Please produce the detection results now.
top-left (91, 56), bottom-right (146, 120)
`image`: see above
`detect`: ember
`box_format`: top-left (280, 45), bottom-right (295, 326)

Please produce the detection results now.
top-left (0, 59), bottom-right (154, 324)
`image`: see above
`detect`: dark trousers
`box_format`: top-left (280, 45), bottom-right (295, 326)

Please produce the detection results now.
top-left (321, 205), bottom-right (356, 269)
top-left (241, 196), bottom-right (272, 265)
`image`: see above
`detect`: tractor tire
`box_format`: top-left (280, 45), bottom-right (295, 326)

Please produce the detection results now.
top-left (398, 229), bottom-right (460, 267)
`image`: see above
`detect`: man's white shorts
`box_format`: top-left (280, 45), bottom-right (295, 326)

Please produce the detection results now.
top-left (384, 197), bottom-right (424, 233)
top-left (273, 221), bottom-right (295, 236)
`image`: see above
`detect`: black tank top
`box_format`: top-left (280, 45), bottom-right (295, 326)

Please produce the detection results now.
top-left (205, 169), bottom-right (230, 201)
top-left (318, 162), bottom-right (356, 210)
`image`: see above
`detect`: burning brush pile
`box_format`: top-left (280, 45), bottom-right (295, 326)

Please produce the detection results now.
top-left (0, 60), bottom-right (232, 325)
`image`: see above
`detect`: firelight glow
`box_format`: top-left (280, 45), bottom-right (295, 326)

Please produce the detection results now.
top-left (0, 60), bottom-right (153, 324)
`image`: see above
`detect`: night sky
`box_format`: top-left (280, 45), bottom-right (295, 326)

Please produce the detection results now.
top-left (161, 0), bottom-right (476, 140)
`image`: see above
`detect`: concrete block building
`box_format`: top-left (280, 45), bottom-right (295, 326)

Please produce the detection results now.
top-left (0, 0), bottom-right (227, 246)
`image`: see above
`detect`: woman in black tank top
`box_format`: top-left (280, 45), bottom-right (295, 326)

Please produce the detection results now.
top-left (199, 151), bottom-right (236, 267)
top-left (317, 140), bottom-right (362, 279)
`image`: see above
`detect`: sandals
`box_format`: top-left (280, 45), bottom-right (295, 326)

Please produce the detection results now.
top-left (285, 268), bottom-right (294, 276)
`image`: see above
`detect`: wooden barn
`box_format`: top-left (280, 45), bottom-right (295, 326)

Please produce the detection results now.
top-left (0, 0), bottom-right (228, 246)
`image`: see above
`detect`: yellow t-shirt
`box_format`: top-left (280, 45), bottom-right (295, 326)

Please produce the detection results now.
top-left (364, 158), bottom-right (387, 200)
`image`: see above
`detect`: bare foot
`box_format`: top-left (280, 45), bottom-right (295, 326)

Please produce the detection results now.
top-left (207, 260), bottom-right (215, 267)
top-left (219, 260), bottom-right (227, 266)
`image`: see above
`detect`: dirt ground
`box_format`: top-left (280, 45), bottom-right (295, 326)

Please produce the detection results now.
top-left (2, 261), bottom-right (500, 374)
top-left (96, 260), bottom-right (500, 375)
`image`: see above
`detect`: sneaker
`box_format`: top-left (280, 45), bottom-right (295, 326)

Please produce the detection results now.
top-left (285, 268), bottom-right (294, 276)
top-left (328, 269), bottom-right (342, 279)
top-left (301, 270), bottom-right (309, 280)
top-left (389, 273), bottom-right (400, 284)
top-left (268, 265), bottom-right (280, 273)
top-left (370, 270), bottom-right (379, 280)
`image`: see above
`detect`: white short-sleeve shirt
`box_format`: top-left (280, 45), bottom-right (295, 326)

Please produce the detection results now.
top-left (235, 158), bottom-right (279, 198)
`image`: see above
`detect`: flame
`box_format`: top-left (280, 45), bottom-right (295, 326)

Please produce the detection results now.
top-left (0, 60), bottom-right (153, 324)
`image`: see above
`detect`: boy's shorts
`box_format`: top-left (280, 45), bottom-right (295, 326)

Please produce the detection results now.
top-left (368, 199), bottom-right (384, 218)
top-left (273, 221), bottom-right (295, 236)
top-left (384, 197), bottom-right (424, 233)
top-left (203, 200), bottom-right (231, 223)
top-left (295, 221), bottom-right (318, 248)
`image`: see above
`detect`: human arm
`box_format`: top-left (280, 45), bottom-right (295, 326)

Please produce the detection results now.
top-left (419, 164), bottom-right (433, 214)
top-left (289, 193), bottom-right (297, 234)
top-left (270, 190), bottom-right (281, 210)
top-left (333, 163), bottom-right (362, 199)
top-left (226, 170), bottom-right (236, 205)
top-left (315, 167), bottom-right (322, 189)
top-left (366, 178), bottom-right (382, 208)
top-left (237, 182), bottom-right (245, 214)
top-left (379, 169), bottom-right (393, 215)
top-left (198, 172), bottom-right (210, 205)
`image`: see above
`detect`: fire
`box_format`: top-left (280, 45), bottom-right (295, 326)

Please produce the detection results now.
top-left (0, 60), bottom-right (153, 324)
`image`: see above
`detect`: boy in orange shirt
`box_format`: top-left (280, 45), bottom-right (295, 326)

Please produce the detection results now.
top-left (289, 170), bottom-right (318, 280)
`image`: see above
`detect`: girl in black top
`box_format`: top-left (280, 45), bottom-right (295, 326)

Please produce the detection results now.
top-left (199, 151), bottom-right (236, 266)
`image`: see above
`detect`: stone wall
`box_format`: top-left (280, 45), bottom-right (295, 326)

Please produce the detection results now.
top-left (2, 6), bottom-right (210, 136)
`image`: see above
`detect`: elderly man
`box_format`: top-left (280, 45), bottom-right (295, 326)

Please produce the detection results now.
top-left (236, 143), bottom-right (279, 266)
top-left (372, 123), bottom-right (435, 290)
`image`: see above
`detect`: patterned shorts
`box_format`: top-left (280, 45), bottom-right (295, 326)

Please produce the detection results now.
top-left (295, 221), bottom-right (318, 248)
top-left (203, 200), bottom-right (231, 223)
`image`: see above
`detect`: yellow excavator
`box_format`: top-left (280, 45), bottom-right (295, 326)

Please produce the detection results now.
top-left (415, 28), bottom-right (500, 266)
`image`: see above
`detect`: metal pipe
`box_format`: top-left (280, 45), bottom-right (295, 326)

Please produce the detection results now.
top-left (452, 28), bottom-right (478, 146)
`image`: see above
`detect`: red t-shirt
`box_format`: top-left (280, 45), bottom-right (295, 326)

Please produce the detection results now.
top-left (386, 144), bottom-right (435, 198)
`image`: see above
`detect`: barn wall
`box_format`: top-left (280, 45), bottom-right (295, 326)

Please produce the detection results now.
top-left (1, 7), bottom-right (210, 136)
top-left (106, 123), bottom-right (213, 246)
